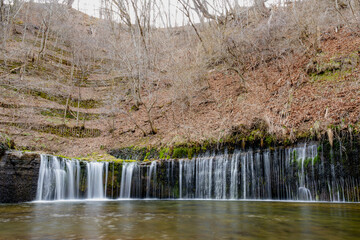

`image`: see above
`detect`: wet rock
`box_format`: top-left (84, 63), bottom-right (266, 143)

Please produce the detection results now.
top-left (0, 151), bottom-right (40, 203)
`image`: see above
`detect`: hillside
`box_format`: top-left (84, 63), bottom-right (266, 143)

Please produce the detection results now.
top-left (0, 1), bottom-right (360, 157)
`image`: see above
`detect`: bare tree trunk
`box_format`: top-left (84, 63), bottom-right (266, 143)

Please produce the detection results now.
top-left (123, 110), bottom-right (147, 136)
top-left (254, 0), bottom-right (269, 17)
top-left (0, 0), bottom-right (4, 22)
top-left (38, 20), bottom-right (49, 58)
top-left (67, 0), bottom-right (75, 8)
top-left (64, 95), bottom-right (70, 124)
top-left (177, 0), bottom-right (207, 52)
top-left (76, 86), bottom-right (80, 126)
top-left (144, 100), bottom-right (157, 134)
top-left (82, 113), bottom-right (87, 129)
top-left (64, 62), bottom-right (75, 124)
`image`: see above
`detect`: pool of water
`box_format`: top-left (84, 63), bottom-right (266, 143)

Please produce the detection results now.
top-left (1, 200), bottom-right (360, 239)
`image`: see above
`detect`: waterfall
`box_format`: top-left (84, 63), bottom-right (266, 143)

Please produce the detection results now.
top-left (296, 144), bottom-right (313, 201)
top-left (229, 150), bottom-right (240, 199)
top-left (37, 155), bottom-right (79, 200)
top-left (36, 143), bottom-right (360, 202)
top-left (86, 162), bottom-right (106, 199)
top-left (241, 153), bottom-right (247, 199)
top-left (213, 153), bottom-right (228, 199)
top-left (179, 160), bottom-right (183, 199)
top-left (104, 162), bottom-right (109, 197)
top-left (65, 161), bottom-right (75, 199)
top-left (195, 152), bottom-right (214, 199)
top-left (36, 155), bottom-right (107, 200)
top-left (139, 144), bottom-right (358, 201)
top-left (111, 162), bottom-right (114, 198)
top-left (146, 161), bottom-right (157, 198)
top-left (36, 155), bottom-right (46, 200)
top-left (119, 162), bottom-right (136, 198)
top-left (76, 161), bottom-right (80, 198)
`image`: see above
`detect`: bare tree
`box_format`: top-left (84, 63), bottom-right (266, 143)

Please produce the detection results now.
top-left (104, 0), bottom-right (161, 135)
top-left (37, 2), bottom-right (57, 59)
top-left (0, 0), bottom-right (4, 22)
top-left (65, 0), bottom-right (74, 8)
top-left (253, 0), bottom-right (269, 17)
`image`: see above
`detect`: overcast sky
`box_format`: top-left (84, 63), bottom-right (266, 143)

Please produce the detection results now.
top-left (73, 0), bottom-right (281, 17)
top-left (73, 0), bottom-right (101, 17)
top-left (72, 0), bottom-right (281, 28)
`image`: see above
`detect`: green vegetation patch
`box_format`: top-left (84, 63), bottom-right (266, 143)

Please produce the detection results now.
top-left (41, 108), bottom-right (99, 120)
top-left (0, 133), bottom-right (15, 155)
top-left (1, 85), bottom-right (101, 109)
top-left (45, 54), bottom-right (72, 66)
top-left (310, 70), bottom-right (351, 82)
top-left (66, 152), bottom-right (137, 163)
top-left (290, 149), bottom-right (320, 169)
top-left (2, 122), bottom-right (101, 138)
top-left (0, 102), bottom-right (20, 109)
top-left (74, 76), bottom-right (126, 88)
top-left (109, 142), bottom-right (207, 161)
top-left (308, 52), bottom-right (359, 82)
top-left (171, 144), bottom-right (204, 159)
top-left (109, 146), bottom-right (160, 161)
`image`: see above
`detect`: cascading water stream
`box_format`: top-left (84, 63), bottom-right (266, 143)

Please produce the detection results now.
top-left (76, 161), bottom-right (80, 198)
top-left (119, 162), bottom-right (136, 198)
top-left (36, 144), bottom-right (360, 202)
top-left (229, 150), bottom-right (240, 199)
top-left (146, 161), bottom-right (157, 198)
top-left (37, 156), bottom-right (76, 200)
top-left (297, 144), bottom-right (313, 201)
top-left (37, 155), bottom-right (107, 200)
top-left (86, 162), bottom-right (106, 199)
top-left (179, 160), bottom-right (183, 199)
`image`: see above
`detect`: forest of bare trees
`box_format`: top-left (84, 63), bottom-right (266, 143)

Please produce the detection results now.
top-left (1, 0), bottom-right (360, 151)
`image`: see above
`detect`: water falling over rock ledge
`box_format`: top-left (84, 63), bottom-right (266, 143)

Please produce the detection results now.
top-left (1, 141), bottom-right (360, 203)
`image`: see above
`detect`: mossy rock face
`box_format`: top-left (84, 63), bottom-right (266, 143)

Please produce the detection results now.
top-left (0, 143), bottom-right (8, 157)
top-left (158, 148), bottom-right (170, 159)
top-left (109, 123), bottom-right (360, 161)
top-left (318, 132), bottom-right (360, 185)
top-left (171, 147), bottom-right (188, 159)
top-left (109, 143), bottom-right (205, 161)
top-left (109, 146), bottom-right (159, 161)
top-left (0, 133), bottom-right (15, 152)
top-left (170, 144), bottom-right (203, 159)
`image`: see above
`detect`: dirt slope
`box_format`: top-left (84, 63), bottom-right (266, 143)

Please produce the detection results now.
top-left (1, 8), bottom-right (359, 157)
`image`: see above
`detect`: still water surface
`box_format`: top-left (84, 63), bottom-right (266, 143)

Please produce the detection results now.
top-left (0, 200), bottom-right (360, 239)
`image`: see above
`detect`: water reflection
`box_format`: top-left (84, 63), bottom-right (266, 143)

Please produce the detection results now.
top-left (0, 201), bottom-right (359, 239)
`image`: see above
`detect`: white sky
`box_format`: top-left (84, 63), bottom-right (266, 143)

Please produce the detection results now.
top-left (73, 0), bottom-right (281, 19)
top-left (73, 0), bottom-right (101, 17)
top-left (73, 0), bottom-right (254, 27)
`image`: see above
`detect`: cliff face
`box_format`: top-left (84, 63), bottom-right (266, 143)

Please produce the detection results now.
top-left (0, 151), bottom-right (40, 203)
